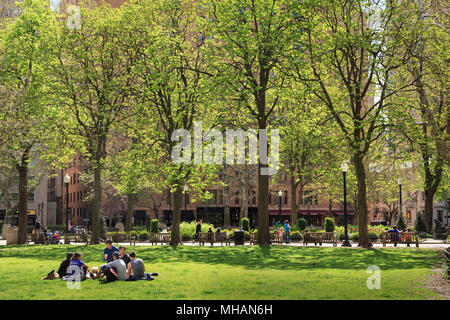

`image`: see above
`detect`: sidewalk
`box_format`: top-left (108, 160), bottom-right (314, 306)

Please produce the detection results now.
top-left (1, 239), bottom-right (448, 248)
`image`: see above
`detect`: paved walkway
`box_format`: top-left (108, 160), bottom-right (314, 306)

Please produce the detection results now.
top-left (1, 239), bottom-right (448, 249)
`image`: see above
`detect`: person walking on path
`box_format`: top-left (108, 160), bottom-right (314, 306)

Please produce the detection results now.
top-left (284, 220), bottom-right (291, 244)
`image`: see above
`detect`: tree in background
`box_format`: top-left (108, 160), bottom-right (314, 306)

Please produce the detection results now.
top-left (389, 0), bottom-right (449, 231)
top-left (0, 0), bottom-right (67, 243)
top-left (47, 3), bottom-right (138, 243)
top-left (295, 0), bottom-right (417, 247)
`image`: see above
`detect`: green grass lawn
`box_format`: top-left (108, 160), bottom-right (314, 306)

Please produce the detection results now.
top-left (0, 244), bottom-right (445, 300)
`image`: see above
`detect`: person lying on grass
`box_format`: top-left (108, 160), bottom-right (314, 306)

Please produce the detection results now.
top-left (125, 251), bottom-right (158, 281)
top-left (42, 252), bottom-right (74, 280)
top-left (62, 252), bottom-right (90, 281)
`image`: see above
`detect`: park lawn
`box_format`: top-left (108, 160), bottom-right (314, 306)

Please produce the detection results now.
top-left (0, 244), bottom-right (445, 300)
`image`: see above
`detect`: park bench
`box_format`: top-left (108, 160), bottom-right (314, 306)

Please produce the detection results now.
top-left (150, 232), bottom-right (171, 245)
top-left (128, 234), bottom-right (137, 246)
top-left (73, 232), bottom-right (90, 245)
top-left (303, 232), bottom-right (337, 246)
top-left (249, 232), bottom-right (257, 245)
top-left (382, 231), bottom-right (419, 247)
top-left (270, 232), bottom-right (282, 244)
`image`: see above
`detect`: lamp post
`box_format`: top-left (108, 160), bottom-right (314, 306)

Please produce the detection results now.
top-left (278, 190), bottom-right (282, 216)
top-left (183, 185), bottom-right (189, 211)
top-left (64, 174), bottom-right (71, 244)
top-left (398, 177), bottom-right (403, 221)
top-left (341, 162), bottom-right (351, 247)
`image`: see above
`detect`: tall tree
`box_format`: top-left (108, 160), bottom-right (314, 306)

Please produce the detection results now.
top-left (295, 0), bottom-right (417, 247)
top-left (389, 0), bottom-right (449, 231)
top-left (122, 0), bottom-right (218, 245)
top-left (204, 0), bottom-right (302, 245)
top-left (0, 0), bottom-right (65, 243)
top-left (48, 2), bottom-right (138, 243)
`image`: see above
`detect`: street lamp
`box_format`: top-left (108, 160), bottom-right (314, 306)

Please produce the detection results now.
top-left (64, 174), bottom-right (71, 244)
top-left (183, 185), bottom-right (189, 211)
top-left (398, 177), bottom-right (403, 221)
top-left (278, 190), bottom-right (283, 217)
top-left (341, 162), bottom-right (351, 247)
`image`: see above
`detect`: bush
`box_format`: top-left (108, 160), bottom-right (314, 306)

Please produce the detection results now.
top-left (324, 217), bottom-right (335, 233)
top-left (290, 231), bottom-right (302, 241)
top-left (130, 230), bottom-right (139, 239)
top-left (368, 232), bottom-right (379, 241)
top-left (132, 226), bottom-right (146, 232)
top-left (297, 218), bottom-right (307, 232)
top-left (138, 230), bottom-right (149, 241)
top-left (351, 232), bottom-right (359, 241)
top-left (415, 212), bottom-right (427, 233)
top-left (150, 219), bottom-right (159, 233)
top-left (106, 231), bottom-right (127, 242)
top-left (179, 221), bottom-right (216, 239)
top-left (241, 218), bottom-right (250, 231)
top-left (396, 213), bottom-right (407, 231)
top-left (45, 224), bottom-right (66, 232)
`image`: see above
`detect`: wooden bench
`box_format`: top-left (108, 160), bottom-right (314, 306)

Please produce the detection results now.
top-left (270, 232), bottom-right (282, 244)
top-left (128, 234), bottom-right (137, 246)
top-left (150, 232), bottom-right (171, 245)
top-left (382, 232), bottom-right (419, 247)
top-left (249, 232), bottom-right (257, 245)
top-left (303, 232), bottom-right (337, 246)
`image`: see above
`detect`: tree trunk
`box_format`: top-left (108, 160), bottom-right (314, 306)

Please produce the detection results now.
top-left (290, 174), bottom-right (299, 225)
top-left (90, 165), bottom-right (102, 244)
top-left (424, 192), bottom-right (434, 232)
top-left (223, 185), bottom-right (230, 228)
top-left (170, 185), bottom-right (182, 245)
top-left (16, 158), bottom-right (29, 244)
top-left (125, 193), bottom-right (135, 232)
top-left (353, 154), bottom-right (370, 248)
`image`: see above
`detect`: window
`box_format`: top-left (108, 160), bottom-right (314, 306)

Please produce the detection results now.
top-left (234, 191), bottom-right (239, 205)
top-left (70, 193), bottom-right (72, 203)
top-left (11, 193), bottom-right (18, 201)
top-left (284, 191), bottom-right (288, 205)
top-left (27, 193), bottom-right (34, 202)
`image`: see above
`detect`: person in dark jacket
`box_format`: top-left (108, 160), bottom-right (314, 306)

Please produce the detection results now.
top-left (118, 246), bottom-right (131, 266)
top-left (195, 220), bottom-right (202, 239)
top-left (42, 252), bottom-right (74, 280)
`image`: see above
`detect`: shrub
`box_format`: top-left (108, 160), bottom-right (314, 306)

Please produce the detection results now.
top-left (324, 217), bottom-right (335, 233)
top-left (351, 232), bottom-right (359, 241)
top-left (290, 231), bottom-right (302, 241)
top-left (138, 230), bottom-right (149, 241)
top-left (241, 218), bottom-right (250, 231)
top-left (179, 221), bottom-right (216, 239)
top-left (396, 213), bottom-right (407, 231)
top-left (106, 231), bottom-right (127, 242)
top-left (132, 226), bottom-right (146, 232)
top-left (297, 218), bottom-right (307, 232)
top-left (150, 219), bottom-right (159, 233)
top-left (130, 230), bottom-right (139, 240)
top-left (45, 224), bottom-right (66, 232)
top-left (415, 212), bottom-right (427, 233)
top-left (368, 232), bottom-right (378, 241)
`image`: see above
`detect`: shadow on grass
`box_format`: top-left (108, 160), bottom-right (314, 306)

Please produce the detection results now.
top-left (0, 244), bottom-right (440, 271)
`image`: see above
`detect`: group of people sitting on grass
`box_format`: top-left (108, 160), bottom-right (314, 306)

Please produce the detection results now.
top-left (42, 239), bottom-right (158, 282)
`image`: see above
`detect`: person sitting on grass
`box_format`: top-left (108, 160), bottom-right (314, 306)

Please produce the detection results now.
top-left (119, 246), bottom-right (131, 266)
top-left (98, 252), bottom-right (127, 283)
top-left (126, 251), bottom-right (158, 281)
top-left (63, 252), bottom-right (90, 281)
top-left (42, 252), bottom-right (74, 280)
top-left (104, 239), bottom-right (119, 263)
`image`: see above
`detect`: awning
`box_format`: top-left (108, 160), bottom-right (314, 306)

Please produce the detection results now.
top-left (333, 210), bottom-right (355, 216)
top-left (269, 210), bottom-right (292, 215)
top-left (298, 210), bottom-right (329, 216)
